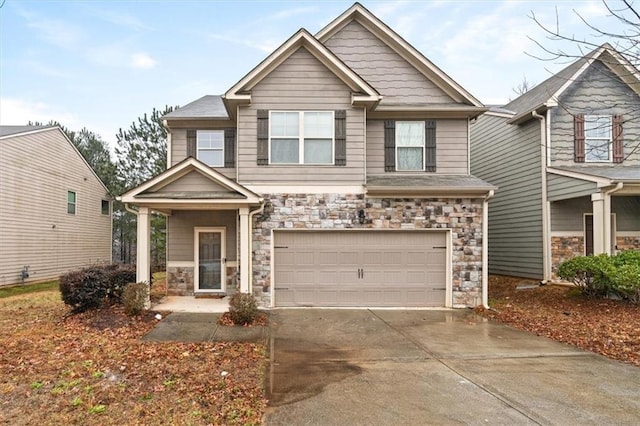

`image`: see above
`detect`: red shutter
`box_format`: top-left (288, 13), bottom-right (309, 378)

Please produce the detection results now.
top-left (612, 115), bottom-right (624, 163)
top-left (574, 114), bottom-right (585, 163)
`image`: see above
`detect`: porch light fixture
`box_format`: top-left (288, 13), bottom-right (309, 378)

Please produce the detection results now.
top-left (358, 209), bottom-right (366, 224)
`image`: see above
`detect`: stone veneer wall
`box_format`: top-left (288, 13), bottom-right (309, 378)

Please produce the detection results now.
top-left (167, 266), bottom-right (238, 296)
top-left (551, 236), bottom-right (584, 275)
top-left (617, 236), bottom-right (640, 251)
top-left (251, 193), bottom-right (484, 308)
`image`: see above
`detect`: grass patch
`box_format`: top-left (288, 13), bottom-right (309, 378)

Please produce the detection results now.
top-left (0, 280), bottom-right (59, 298)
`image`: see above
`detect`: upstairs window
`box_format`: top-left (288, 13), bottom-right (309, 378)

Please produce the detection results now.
top-left (197, 130), bottom-right (224, 167)
top-left (101, 200), bottom-right (110, 215)
top-left (269, 111), bottom-right (334, 164)
top-left (584, 115), bottom-right (612, 162)
top-left (396, 121), bottom-right (425, 171)
top-left (67, 191), bottom-right (76, 215)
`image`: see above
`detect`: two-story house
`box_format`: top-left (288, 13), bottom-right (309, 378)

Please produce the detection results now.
top-left (120, 3), bottom-right (495, 308)
top-left (471, 43), bottom-right (640, 281)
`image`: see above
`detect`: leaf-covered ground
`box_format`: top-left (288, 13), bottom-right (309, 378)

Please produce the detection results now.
top-left (0, 291), bottom-right (267, 425)
top-left (477, 275), bottom-right (640, 366)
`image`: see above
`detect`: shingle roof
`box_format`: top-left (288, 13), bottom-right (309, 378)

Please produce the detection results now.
top-left (0, 125), bottom-right (53, 137)
top-left (553, 165), bottom-right (640, 182)
top-left (366, 174), bottom-right (496, 189)
top-left (163, 95), bottom-right (229, 120)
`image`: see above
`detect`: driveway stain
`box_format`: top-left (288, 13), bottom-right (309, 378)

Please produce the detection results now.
top-left (266, 337), bottom-right (363, 407)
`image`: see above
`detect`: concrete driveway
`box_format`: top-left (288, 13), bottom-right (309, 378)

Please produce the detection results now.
top-left (264, 309), bottom-right (640, 425)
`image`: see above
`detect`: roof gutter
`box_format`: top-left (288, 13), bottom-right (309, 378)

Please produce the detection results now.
top-left (482, 189), bottom-right (495, 309)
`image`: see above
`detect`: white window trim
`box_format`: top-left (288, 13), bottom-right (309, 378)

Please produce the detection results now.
top-left (395, 121), bottom-right (426, 171)
top-left (584, 115), bottom-right (612, 163)
top-left (268, 111), bottom-right (335, 165)
top-left (197, 130), bottom-right (225, 167)
top-left (67, 190), bottom-right (77, 215)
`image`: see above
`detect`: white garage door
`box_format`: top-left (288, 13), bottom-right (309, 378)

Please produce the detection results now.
top-left (273, 231), bottom-right (447, 307)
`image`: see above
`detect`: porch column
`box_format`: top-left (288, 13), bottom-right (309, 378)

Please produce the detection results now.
top-left (591, 193), bottom-right (606, 254)
top-left (239, 207), bottom-right (250, 293)
top-left (136, 207), bottom-right (151, 285)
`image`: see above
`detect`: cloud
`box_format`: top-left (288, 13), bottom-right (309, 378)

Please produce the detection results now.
top-left (0, 97), bottom-right (78, 127)
top-left (16, 8), bottom-right (81, 48)
top-left (94, 9), bottom-right (152, 32)
top-left (270, 6), bottom-right (318, 21)
top-left (130, 53), bottom-right (157, 69)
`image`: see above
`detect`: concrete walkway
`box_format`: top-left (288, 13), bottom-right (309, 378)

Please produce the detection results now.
top-left (152, 296), bottom-right (229, 313)
top-left (264, 309), bottom-right (640, 425)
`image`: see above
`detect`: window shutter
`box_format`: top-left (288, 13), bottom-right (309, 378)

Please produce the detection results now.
top-left (612, 114), bottom-right (624, 163)
top-left (334, 110), bottom-right (346, 166)
top-left (257, 110), bottom-right (269, 165)
top-left (384, 120), bottom-right (396, 172)
top-left (224, 127), bottom-right (236, 168)
top-left (573, 114), bottom-right (585, 163)
top-left (425, 120), bottom-right (436, 172)
top-left (187, 129), bottom-right (197, 158)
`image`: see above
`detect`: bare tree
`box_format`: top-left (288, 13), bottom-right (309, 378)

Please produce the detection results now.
top-left (511, 75), bottom-right (535, 98)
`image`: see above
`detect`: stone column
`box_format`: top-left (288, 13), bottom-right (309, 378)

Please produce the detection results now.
top-left (239, 207), bottom-right (250, 293)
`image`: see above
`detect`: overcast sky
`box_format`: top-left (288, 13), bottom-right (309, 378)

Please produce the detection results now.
top-left (0, 0), bottom-right (624, 149)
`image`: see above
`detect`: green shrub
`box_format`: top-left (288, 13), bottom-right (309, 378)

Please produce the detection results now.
top-left (556, 254), bottom-right (613, 297)
top-left (59, 264), bottom-right (136, 313)
top-left (228, 292), bottom-right (258, 325)
top-left (611, 250), bottom-right (640, 267)
top-left (121, 282), bottom-right (149, 315)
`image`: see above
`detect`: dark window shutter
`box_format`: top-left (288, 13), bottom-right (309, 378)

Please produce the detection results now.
top-left (574, 114), bottom-right (585, 163)
top-left (425, 120), bottom-right (436, 172)
top-left (612, 114), bottom-right (624, 163)
top-left (224, 127), bottom-right (236, 168)
top-left (335, 110), bottom-right (346, 166)
top-left (384, 120), bottom-right (396, 172)
top-left (187, 129), bottom-right (197, 158)
top-left (257, 110), bottom-right (269, 165)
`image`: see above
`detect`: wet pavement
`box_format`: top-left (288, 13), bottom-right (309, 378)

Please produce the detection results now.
top-left (264, 309), bottom-right (640, 425)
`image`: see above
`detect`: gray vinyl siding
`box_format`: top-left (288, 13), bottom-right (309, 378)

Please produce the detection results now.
top-left (0, 129), bottom-right (111, 286)
top-left (236, 47), bottom-right (365, 185)
top-left (151, 171), bottom-right (233, 194)
top-left (470, 115), bottom-right (543, 278)
top-left (550, 59), bottom-right (640, 166)
top-left (323, 20), bottom-right (455, 106)
top-left (170, 127), bottom-right (236, 180)
top-left (547, 173), bottom-right (598, 201)
top-left (613, 196), bottom-right (640, 231)
top-left (167, 210), bottom-right (237, 262)
top-left (550, 197), bottom-right (591, 232)
top-left (366, 119), bottom-right (468, 175)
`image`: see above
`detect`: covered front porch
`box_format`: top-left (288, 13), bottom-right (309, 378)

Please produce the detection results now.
top-left (119, 158), bottom-right (264, 307)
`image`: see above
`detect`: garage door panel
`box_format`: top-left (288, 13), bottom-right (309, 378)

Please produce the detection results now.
top-left (274, 231), bottom-right (448, 307)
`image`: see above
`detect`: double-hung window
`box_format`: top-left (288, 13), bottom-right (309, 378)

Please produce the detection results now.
top-left (67, 191), bottom-right (76, 215)
top-left (197, 130), bottom-right (224, 167)
top-left (396, 121), bottom-right (425, 171)
top-left (584, 115), bottom-right (612, 162)
top-left (270, 111), bottom-right (333, 164)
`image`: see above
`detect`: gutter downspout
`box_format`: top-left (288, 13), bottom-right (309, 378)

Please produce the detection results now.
top-left (604, 182), bottom-right (624, 254)
top-left (248, 200), bottom-right (265, 295)
top-left (532, 110), bottom-right (551, 282)
top-left (482, 189), bottom-right (495, 309)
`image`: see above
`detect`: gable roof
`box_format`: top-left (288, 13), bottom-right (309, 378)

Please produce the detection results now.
top-left (316, 2), bottom-right (483, 108)
top-left (0, 125), bottom-right (55, 138)
top-left (223, 28), bottom-right (380, 116)
top-left (163, 95), bottom-right (229, 120)
top-left (505, 43), bottom-right (640, 124)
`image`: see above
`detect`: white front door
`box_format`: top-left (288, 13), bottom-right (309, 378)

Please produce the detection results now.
top-left (195, 227), bottom-right (226, 292)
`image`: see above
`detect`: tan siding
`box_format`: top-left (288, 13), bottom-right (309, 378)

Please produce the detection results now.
top-left (324, 20), bottom-right (455, 106)
top-left (237, 47), bottom-right (365, 185)
top-left (0, 129), bottom-right (111, 286)
top-left (366, 119), bottom-right (468, 175)
top-left (152, 171), bottom-right (233, 194)
top-left (170, 128), bottom-right (236, 180)
top-left (167, 211), bottom-right (237, 262)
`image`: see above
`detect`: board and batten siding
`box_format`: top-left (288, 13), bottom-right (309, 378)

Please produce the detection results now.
top-left (0, 129), bottom-right (111, 286)
top-left (236, 47), bottom-right (365, 185)
top-left (169, 126), bottom-right (236, 180)
top-left (550, 196), bottom-right (640, 232)
top-left (550, 59), bottom-right (640, 166)
top-left (323, 20), bottom-right (455, 106)
top-left (366, 119), bottom-right (468, 175)
top-left (547, 173), bottom-right (598, 201)
top-left (470, 115), bottom-right (544, 278)
top-left (167, 211), bottom-right (237, 262)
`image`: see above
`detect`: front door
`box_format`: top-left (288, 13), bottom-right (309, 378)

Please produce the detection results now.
top-left (195, 228), bottom-right (225, 292)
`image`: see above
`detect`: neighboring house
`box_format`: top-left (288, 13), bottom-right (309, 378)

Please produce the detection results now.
top-left (120, 3), bottom-right (495, 308)
top-left (0, 126), bottom-right (112, 286)
top-left (471, 43), bottom-right (640, 281)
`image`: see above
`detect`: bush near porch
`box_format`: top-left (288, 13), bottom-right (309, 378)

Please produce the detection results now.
top-left (557, 250), bottom-right (640, 302)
